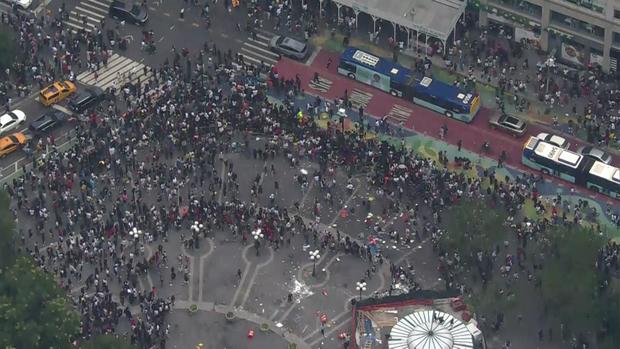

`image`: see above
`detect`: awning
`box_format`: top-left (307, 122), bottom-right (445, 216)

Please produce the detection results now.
top-left (332, 0), bottom-right (466, 42)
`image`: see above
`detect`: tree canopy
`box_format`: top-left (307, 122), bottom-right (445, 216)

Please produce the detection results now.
top-left (439, 199), bottom-right (508, 265)
top-left (0, 30), bottom-right (16, 71)
top-left (0, 191), bottom-right (16, 269)
top-left (538, 226), bottom-right (609, 335)
top-left (80, 334), bottom-right (137, 349)
top-left (0, 257), bottom-right (80, 348)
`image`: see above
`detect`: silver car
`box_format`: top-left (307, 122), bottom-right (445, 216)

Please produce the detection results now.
top-left (537, 132), bottom-right (570, 149)
top-left (577, 145), bottom-right (612, 164)
top-left (268, 36), bottom-right (310, 60)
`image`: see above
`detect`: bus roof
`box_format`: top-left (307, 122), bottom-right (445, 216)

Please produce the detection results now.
top-left (532, 141), bottom-right (582, 168)
top-left (341, 47), bottom-right (412, 85)
top-left (413, 77), bottom-right (475, 106)
top-left (524, 136), bottom-right (540, 150)
top-left (589, 161), bottom-right (620, 183)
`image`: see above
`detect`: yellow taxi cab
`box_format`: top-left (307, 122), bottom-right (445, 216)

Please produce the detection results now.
top-left (39, 80), bottom-right (77, 106)
top-left (0, 132), bottom-right (28, 157)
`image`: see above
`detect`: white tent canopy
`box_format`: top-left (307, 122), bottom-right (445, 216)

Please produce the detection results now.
top-left (388, 310), bottom-right (474, 349)
top-left (330, 0), bottom-right (466, 43)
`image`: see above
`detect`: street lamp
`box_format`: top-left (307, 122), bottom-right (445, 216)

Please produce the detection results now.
top-left (309, 249), bottom-right (320, 276)
top-left (545, 57), bottom-right (555, 95)
top-left (129, 227), bottom-right (143, 253)
top-left (252, 228), bottom-right (264, 256)
top-left (356, 279), bottom-right (367, 300)
top-left (190, 221), bottom-right (204, 248)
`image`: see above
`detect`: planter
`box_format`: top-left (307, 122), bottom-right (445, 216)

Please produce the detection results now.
top-left (288, 344), bottom-right (297, 349)
top-left (189, 304), bottom-right (198, 313)
top-left (225, 311), bottom-right (236, 322)
top-left (259, 322), bottom-right (270, 332)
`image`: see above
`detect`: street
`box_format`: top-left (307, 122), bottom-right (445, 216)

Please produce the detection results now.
top-left (1, 1), bottom-right (619, 349)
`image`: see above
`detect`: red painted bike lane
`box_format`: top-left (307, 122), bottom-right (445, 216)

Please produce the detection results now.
top-left (273, 51), bottom-right (617, 204)
top-left (276, 52), bottom-right (530, 168)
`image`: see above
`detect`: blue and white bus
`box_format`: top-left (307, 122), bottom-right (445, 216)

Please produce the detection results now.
top-left (337, 47), bottom-right (480, 123)
top-left (337, 47), bottom-right (413, 98)
top-left (522, 136), bottom-right (620, 199)
top-left (411, 77), bottom-right (480, 123)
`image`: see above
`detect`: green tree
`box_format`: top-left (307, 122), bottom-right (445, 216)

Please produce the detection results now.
top-left (539, 226), bottom-right (605, 335)
top-left (0, 191), bottom-right (16, 268)
top-left (0, 257), bottom-right (80, 348)
top-left (0, 30), bottom-right (15, 71)
top-left (81, 335), bottom-right (137, 349)
top-left (439, 199), bottom-right (508, 266)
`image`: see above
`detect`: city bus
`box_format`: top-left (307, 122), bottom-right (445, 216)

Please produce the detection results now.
top-left (337, 47), bottom-right (413, 98)
top-left (522, 136), bottom-right (593, 183)
top-left (410, 77), bottom-right (480, 123)
top-left (337, 47), bottom-right (480, 123)
top-left (522, 136), bottom-right (620, 199)
top-left (586, 161), bottom-right (620, 199)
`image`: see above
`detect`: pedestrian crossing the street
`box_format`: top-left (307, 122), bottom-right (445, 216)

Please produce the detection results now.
top-left (308, 76), bottom-right (332, 93)
top-left (385, 104), bottom-right (413, 124)
top-left (77, 53), bottom-right (153, 91)
top-left (349, 89), bottom-right (373, 110)
top-left (65, 0), bottom-right (111, 33)
top-left (240, 32), bottom-right (279, 67)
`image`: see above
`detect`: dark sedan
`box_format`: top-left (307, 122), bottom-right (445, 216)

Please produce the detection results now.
top-left (488, 113), bottom-right (527, 136)
top-left (29, 111), bottom-right (67, 134)
top-left (109, 1), bottom-right (148, 25)
top-left (68, 87), bottom-right (106, 113)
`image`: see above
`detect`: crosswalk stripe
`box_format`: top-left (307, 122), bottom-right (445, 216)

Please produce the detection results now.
top-left (79, 56), bottom-right (132, 83)
top-left (240, 47), bottom-right (277, 65)
top-left (308, 77), bottom-right (332, 93)
top-left (241, 42), bottom-right (279, 58)
top-left (349, 89), bottom-right (373, 109)
top-left (80, 1), bottom-right (108, 12)
top-left (68, 12), bottom-right (97, 30)
top-left (84, 59), bottom-right (138, 86)
top-left (99, 62), bottom-right (142, 88)
top-left (240, 54), bottom-right (262, 65)
top-left (386, 105), bottom-right (412, 123)
top-left (77, 53), bottom-right (120, 80)
top-left (76, 54), bottom-right (153, 92)
top-left (65, 21), bottom-right (87, 32)
top-left (85, 0), bottom-right (112, 6)
top-left (248, 37), bottom-right (268, 47)
top-left (74, 6), bottom-right (104, 19)
top-left (256, 33), bottom-right (272, 41)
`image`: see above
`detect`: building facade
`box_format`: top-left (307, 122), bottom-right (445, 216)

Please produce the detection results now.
top-left (475, 0), bottom-right (620, 73)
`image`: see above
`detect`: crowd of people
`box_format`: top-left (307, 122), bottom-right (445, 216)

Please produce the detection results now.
top-left (1, 1), bottom-right (619, 349)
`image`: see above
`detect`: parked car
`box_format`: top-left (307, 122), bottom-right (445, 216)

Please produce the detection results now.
top-left (68, 87), bottom-right (106, 113)
top-left (0, 132), bottom-right (28, 157)
top-left (109, 1), bottom-right (148, 25)
top-left (488, 113), bottom-right (527, 136)
top-left (39, 80), bottom-right (76, 106)
top-left (29, 111), bottom-right (67, 134)
top-left (268, 35), bottom-right (310, 60)
top-left (6, 0), bottom-right (32, 9)
top-left (578, 145), bottom-right (612, 164)
top-left (536, 132), bottom-right (570, 149)
top-left (0, 110), bottom-right (26, 135)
